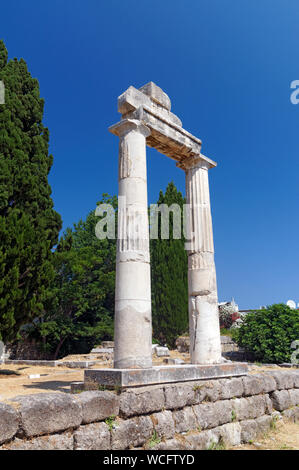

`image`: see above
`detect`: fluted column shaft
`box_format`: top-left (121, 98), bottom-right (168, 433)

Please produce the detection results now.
top-left (185, 160), bottom-right (222, 364)
top-left (111, 119), bottom-right (152, 369)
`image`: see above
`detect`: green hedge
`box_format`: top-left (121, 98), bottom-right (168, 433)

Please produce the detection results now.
top-left (232, 304), bottom-right (299, 363)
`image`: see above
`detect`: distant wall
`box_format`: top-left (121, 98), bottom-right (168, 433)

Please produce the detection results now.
top-left (0, 370), bottom-right (298, 450)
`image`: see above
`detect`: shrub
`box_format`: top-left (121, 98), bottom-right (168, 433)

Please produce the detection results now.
top-left (232, 304), bottom-right (299, 363)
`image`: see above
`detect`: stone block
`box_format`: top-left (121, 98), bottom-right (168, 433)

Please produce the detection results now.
top-left (288, 388), bottom-right (299, 406)
top-left (164, 382), bottom-right (203, 409)
top-left (151, 410), bottom-right (175, 439)
top-left (139, 82), bottom-right (171, 111)
top-left (111, 416), bottom-right (153, 450)
top-left (293, 371), bottom-right (299, 388)
top-left (193, 400), bottom-right (232, 430)
top-left (75, 391), bottom-right (119, 424)
top-left (217, 422), bottom-right (241, 447)
top-left (74, 422), bottom-right (110, 450)
top-left (85, 363), bottom-right (248, 388)
top-left (240, 419), bottom-right (258, 443)
top-left (185, 429), bottom-right (220, 450)
top-left (218, 378), bottom-right (244, 399)
top-left (11, 393), bottom-right (82, 438)
top-left (0, 403), bottom-right (19, 444)
top-left (232, 395), bottom-right (267, 421)
top-left (119, 385), bottom-right (165, 418)
top-left (256, 415), bottom-right (272, 435)
top-left (271, 390), bottom-right (292, 411)
top-left (282, 407), bottom-right (299, 423)
top-left (153, 438), bottom-right (190, 450)
top-left (155, 346), bottom-right (170, 357)
top-left (242, 375), bottom-right (266, 396)
top-left (4, 433), bottom-right (74, 450)
top-left (266, 371), bottom-right (295, 390)
top-left (172, 407), bottom-right (198, 433)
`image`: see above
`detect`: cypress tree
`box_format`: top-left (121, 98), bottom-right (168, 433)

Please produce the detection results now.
top-left (150, 182), bottom-right (188, 346)
top-left (0, 40), bottom-right (61, 342)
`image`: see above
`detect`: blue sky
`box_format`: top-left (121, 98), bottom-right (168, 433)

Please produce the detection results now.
top-left (1, 0), bottom-right (299, 308)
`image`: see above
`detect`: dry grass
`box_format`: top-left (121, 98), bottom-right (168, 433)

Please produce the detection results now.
top-left (231, 420), bottom-right (299, 450)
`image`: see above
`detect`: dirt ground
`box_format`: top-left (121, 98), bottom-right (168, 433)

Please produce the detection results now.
top-left (0, 350), bottom-right (189, 400)
top-left (0, 350), bottom-right (295, 402)
top-left (230, 420), bottom-right (299, 450)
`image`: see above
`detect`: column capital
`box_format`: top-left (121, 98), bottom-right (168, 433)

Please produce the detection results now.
top-left (109, 119), bottom-right (151, 138)
top-left (177, 154), bottom-right (217, 171)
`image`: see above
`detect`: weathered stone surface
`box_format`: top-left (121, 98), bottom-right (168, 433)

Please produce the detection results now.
top-left (175, 336), bottom-right (190, 353)
top-left (289, 388), bottom-right (299, 406)
top-left (232, 396), bottom-right (268, 421)
top-left (271, 390), bottom-right (292, 411)
top-left (155, 346), bottom-right (170, 357)
top-left (218, 378), bottom-right (244, 400)
top-left (217, 422), bottom-right (241, 447)
top-left (293, 371), bottom-right (299, 388)
top-left (74, 422), bottom-right (110, 450)
top-left (151, 410), bottom-right (175, 439)
top-left (256, 415), bottom-right (272, 435)
top-left (11, 393), bottom-right (82, 437)
top-left (172, 407), bottom-right (197, 433)
top-left (193, 400), bottom-right (232, 430)
top-left (111, 416), bottom-right (153, 450)
top-left (260, 373), bottom-right (277, 393)
top-left (119, 386), bottom-right (165, 418)
top-left (85, 363), bottom-right (248, 388)
top-left (164, 382), bottom-right (202, 409)
top-left (75, 391), bottom-right (119, 424)
top-left (4, 433), bottom-right (73, 450)
top-left (153, 438), bottom-right (190, 450)
top-left (266, 371), bottom-right (295, 390)
top-left (240, 419), bottom-right (258, 443)
top-left (139, 82), bottom-right (171, 111)
top-left (242, 375), bottom-right (266, 396)
top-left (0, 403), bottom-right (19, 444)
top-left (282, 407), bottom-right (299, 423)
top-left (185, 429), bottom-right (220, 450)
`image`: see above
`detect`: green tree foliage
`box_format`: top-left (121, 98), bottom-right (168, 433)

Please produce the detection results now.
top-left (29, 195), bottom-right (116, 359)
top-left (232, 304), bottom-right (299, 363)
top-left (150, 182), bottom-right (188, 346)
top-left (0, 40), bottom-right (61, 341)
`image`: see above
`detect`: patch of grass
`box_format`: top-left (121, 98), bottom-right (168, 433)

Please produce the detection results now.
top-left (148, 430), bottom-right (161, 449)
top-left (105, 415), bottom-right (116, 431)
top-left (193, 384), bottom-right (204, 392)
top-left (207, 438), bottom-right (226, 450)
top-left (231, 410), bottom-right (237, 422)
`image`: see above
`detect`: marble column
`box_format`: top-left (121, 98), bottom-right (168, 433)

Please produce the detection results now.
top-left (109, 119), bottom-right (152, 369)
top-left (183, 158), bottom-right (222, 364)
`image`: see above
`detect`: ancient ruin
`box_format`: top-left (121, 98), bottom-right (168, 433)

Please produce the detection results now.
top-left (85, 82), bottom-right (248, 387)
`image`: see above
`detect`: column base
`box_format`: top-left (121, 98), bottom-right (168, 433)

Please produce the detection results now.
top-left (84, 362), bottom-right (248, 389)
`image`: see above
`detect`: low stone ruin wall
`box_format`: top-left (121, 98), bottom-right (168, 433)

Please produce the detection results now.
top-left (0, 370), bottom-right (298, 450)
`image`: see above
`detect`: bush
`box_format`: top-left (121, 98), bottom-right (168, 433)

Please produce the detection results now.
top-left (232, 304), bottom-right (299, 363)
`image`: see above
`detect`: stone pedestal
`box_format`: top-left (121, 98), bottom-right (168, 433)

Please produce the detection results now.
top-left (85, 363), bottom-right (248, 388)
top-left (109, 119), bottom-right (152, 369)
top-left (182, 159), bottom-right (222, 364)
